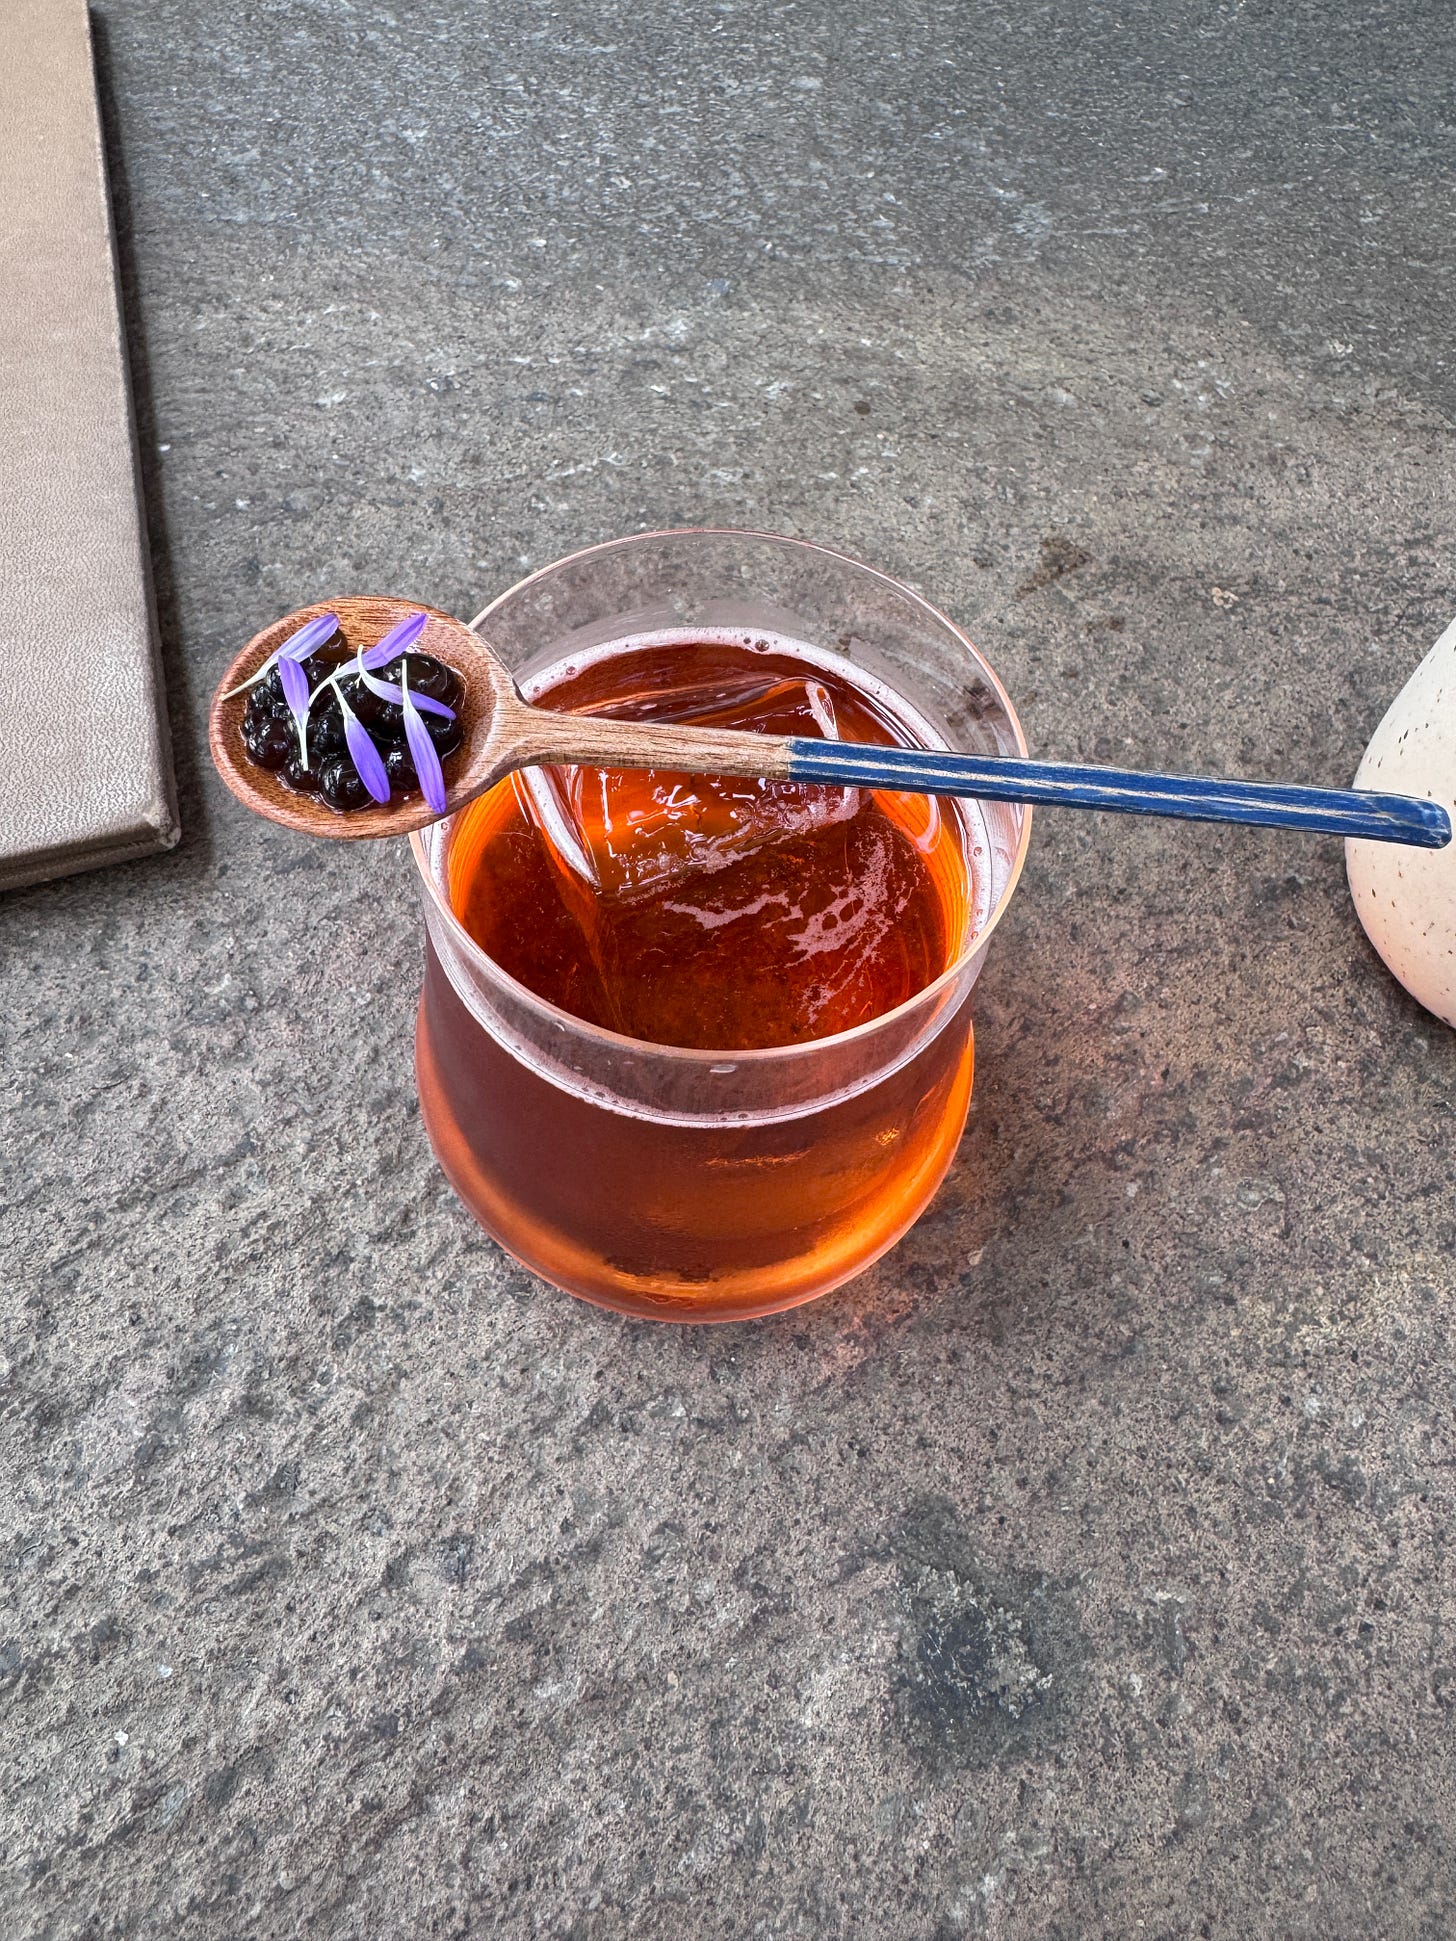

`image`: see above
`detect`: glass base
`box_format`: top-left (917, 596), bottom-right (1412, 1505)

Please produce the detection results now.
top-left (414, 977), bottom-right (975, 1324)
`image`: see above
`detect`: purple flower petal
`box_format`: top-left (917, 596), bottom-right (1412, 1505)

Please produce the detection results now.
top-left (220, 610), bottom-right (339, 698)
top-left (277, 653), bottom-right (313, 762)
top-left (365, 677), bottom-right (455, 718)
top-left (277, 654), bottom-right (309, 710)
top-left (337, 688), bottom-right (391, 804)
top-left (351, 647), bottom-right (443, 711)
top-left (353, 645), bottom-right (395, 701)
top-left (360, 611), bottom-right (429, 670)
top-left (402, 672), bottom-right (448, 815)
top-left (279, 612), bottom-right (340, 661)
top-left (353, 631), bottom-right (456, 715)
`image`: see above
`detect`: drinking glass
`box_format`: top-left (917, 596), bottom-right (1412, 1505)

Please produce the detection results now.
top-left (411, 529), bottom-right (1030, 1320)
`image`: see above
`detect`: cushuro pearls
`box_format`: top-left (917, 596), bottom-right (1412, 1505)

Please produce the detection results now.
top-left (225, 609), bottom-right (466, 813)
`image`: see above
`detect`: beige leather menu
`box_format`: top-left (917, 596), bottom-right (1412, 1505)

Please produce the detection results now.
top-left (0, 0), bottom-right (179, 892)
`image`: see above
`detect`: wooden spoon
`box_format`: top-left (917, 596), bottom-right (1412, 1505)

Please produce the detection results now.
top-left (209, 595), bottom-right (1452, 850)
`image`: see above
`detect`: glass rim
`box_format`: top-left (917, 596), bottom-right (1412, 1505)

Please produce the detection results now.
top-left (410, 526), bottom-right (1033, 1067)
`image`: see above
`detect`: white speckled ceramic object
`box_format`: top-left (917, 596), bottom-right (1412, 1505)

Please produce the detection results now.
top-left (1347, 616), bottom-right (1456, 1027)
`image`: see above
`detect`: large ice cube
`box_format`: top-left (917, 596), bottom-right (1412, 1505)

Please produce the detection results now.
top-left (515, 671), bottom-right (862, 903)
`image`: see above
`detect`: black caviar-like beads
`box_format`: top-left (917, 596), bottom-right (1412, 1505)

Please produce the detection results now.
top-left (238, 632), bottom-right (464, 814)
top-left (283, 753), bottom-right (321, 793)
top-left (384, 744), bottom-right (418, 792)
top-left (427, 712), bottom-right (464, 757)
top-left (319, 754), bottom-right (372, 812)
top-left (241, 714), bottom-right (293, 770)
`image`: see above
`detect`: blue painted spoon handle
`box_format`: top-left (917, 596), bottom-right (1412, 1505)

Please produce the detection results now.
top-left (786, 740), bottom-right (1452, 849)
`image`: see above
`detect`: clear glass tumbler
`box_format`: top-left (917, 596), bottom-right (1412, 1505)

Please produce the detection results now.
top-left (411, 530), bottom-right (1030, 1321)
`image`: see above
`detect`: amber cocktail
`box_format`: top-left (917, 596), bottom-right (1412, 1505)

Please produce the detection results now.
top-left (412, 531), bottom-right (1029, 1320)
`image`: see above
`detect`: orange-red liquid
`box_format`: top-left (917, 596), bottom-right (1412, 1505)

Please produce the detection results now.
top-left (415, 637), bottom-right (979, 1318)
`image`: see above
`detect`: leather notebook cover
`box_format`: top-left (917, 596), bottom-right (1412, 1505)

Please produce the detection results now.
top-left (0, 0), bottom-right (179, 892)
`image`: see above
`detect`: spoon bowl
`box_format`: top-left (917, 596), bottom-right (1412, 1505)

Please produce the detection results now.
top-left (208, 595), bottom-right (521, 839)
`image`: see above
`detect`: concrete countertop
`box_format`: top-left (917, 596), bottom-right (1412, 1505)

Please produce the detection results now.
top-left (6, 2), bottom-right (1455, 1934)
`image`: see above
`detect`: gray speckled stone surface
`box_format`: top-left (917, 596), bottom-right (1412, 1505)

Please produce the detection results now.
top-left (5, 2), bottom-right (1456, 1934)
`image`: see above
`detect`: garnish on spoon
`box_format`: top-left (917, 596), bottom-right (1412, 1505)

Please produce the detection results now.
top-left (402, 659), bottom-right (449, 815)
top-left (234, 606), bottom-right (465, 814)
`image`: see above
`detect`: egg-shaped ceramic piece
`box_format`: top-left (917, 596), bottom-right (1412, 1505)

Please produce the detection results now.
top-left (1347, 615), bottom-right (1456, 1027)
